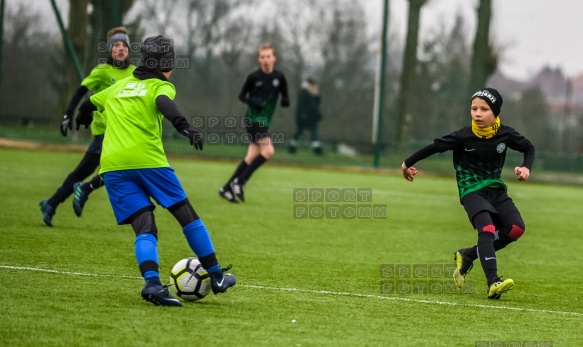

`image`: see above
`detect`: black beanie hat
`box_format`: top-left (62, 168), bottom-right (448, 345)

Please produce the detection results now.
top-left (471, 87), bottom-right (503, 116)
top-left (141, 35), bottom-right (175, 72)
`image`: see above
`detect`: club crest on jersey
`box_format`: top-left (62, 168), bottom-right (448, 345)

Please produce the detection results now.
top-left (496, 143), bottom-right (506, 153)
top-left (272, 78), bottom-right (280, 87)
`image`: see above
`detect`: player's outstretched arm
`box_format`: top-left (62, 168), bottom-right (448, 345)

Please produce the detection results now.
top-left (155, 95), bottom-right (203, 150)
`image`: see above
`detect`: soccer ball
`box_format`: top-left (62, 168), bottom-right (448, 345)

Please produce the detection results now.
top-left (169, 257), bottom-right (211, 301)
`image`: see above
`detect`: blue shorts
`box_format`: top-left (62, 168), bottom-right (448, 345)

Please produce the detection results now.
top-left (102, 167), bottom-right (187, 224)
top-left (86, 135), bottom-right (104, 155)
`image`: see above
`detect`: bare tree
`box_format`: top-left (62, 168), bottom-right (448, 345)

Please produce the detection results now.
top-left (258, 0), bottom-right (373, 145)
top-left (395, 0), bottom-right (428, 148)
top-left (85, 0), bottom-right (136, 72)
top-left (58, 0), bottom-right (89, 123)
top-left (140, 0), bottom-right (176, 35)
top-left (468, 0), bottom-right (497, 94)
top-left (413, 14), bottom-right (471, 140)
top-left (274, 0), bottom-right (327, 92)
top-left (67, 0), bottom-right (89, 74)
top-left (1, 4), bottom-right (60, 123)
top-left (216, 18), bottom-right (254, 114)
top-left (181, 1), bottom-right (246, 82)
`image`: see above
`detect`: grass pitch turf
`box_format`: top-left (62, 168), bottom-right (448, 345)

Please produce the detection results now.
top-left (0, 147), bottom-right (581, 346)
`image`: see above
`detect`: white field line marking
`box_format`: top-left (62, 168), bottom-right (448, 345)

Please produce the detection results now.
top-left (242, 285), bottom-right (583, 317)
top-left (0, 265), bottom-right (141, 280)
top-left (2, 265), bottom-right (582, 317)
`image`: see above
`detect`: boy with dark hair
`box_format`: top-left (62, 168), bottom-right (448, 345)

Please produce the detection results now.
top-left (76, 35), bottom-right (236, 306)
top-left (218, 43), bottom-right (290, 203)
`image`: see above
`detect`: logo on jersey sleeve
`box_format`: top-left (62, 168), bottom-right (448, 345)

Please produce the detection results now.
top-left (496, 143), bottom-right (506, 153)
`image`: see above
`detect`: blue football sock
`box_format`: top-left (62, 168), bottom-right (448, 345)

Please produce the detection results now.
top-left (183, 219), bottom-right (215, 257)
top-left (135, 233), bottom-right (159, 280)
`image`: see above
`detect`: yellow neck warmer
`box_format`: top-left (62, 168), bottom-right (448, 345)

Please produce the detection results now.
top-left (472, 117), bottom-right (501, 139)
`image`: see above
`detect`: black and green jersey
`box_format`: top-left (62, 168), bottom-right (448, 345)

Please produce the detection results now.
top-left (238, 69), bottom-right (289, 126)
top-left (404, 125), bottom-right (535, 198)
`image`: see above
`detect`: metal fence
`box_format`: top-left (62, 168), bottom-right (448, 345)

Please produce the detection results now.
top-left (1, 0), bottom-right (582, 178)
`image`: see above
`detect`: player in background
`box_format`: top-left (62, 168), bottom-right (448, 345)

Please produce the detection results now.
top-left (288, 77), bottom-right (323, 155)
top-left (218, 43), bottom-right (290, 203)
top-left (39, 27), bottom-right (136, 226)
top-left (401, 88), bottom-right (535, 299)
top-left (75, 35), bottom-right (236, 306)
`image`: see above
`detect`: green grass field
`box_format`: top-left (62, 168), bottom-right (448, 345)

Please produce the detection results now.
top-left (0, 147), bottom-right (581, 347)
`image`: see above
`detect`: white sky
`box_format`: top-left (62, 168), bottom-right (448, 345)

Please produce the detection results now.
top-left (364, 0), bottom-right (583, 81)
top-left (10, 0), bottom-right (583, 81)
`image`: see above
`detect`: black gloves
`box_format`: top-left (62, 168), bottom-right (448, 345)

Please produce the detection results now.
top-left (182, 128), bottom-right (203, 150)
top-left (75, 112), bottom-right (92, 130)
top-left (75, 99), bottom-right (98, 130)
top-left (281, 97), bottom-right (290, 108)
top-left (60, 114), bottom-right (73, 136)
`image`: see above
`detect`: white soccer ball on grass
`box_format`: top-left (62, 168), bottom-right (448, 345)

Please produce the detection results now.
top-left (169, 257), bottom-right (211, 301)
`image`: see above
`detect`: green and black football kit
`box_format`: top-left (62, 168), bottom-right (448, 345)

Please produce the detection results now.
top-left (218, 68), bottom-right (290, 203)
top-left (238, 69), bottom-right (289, 141)
top-left (404, 124), bottom-right (535, 201)
top-left (404, 122), bottom-right (535, 288)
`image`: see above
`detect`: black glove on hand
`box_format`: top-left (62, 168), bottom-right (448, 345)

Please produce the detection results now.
top-left (60, 114), bottom-right (73, 136)
top-left (280, 97), bottom-right (290, 108)
top-left (183, 128), bottom-right (203, 150)
top-left (75, 112), bottom-right (92, 131)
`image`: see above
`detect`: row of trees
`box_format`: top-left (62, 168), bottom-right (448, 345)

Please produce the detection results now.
top-left (1, 0), bottom-right (580, 157)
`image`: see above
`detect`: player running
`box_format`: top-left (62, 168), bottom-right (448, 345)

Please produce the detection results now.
top-left (39, 27), bottom-right (136, 226)
top-left (401, 88), bottom-right (535, 299)
top-left (218, 43), bottom-right (290, 203)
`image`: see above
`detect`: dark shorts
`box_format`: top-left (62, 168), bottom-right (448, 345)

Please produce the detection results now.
top-left (245, 122), bottom-right (270, 143)
top-left (86, 135), bottom-right (104, 155)
top-left (461, 187), bottom-right (519, 229)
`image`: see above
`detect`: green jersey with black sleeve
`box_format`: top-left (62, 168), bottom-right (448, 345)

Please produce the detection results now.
top-left (81, 62), bottom-right (136, 135)
top-left (238, 69), bottom-right (289, 126)
top-left (90, 71), bottom-right (176, 174)
top-left (404, 125), bottom-right (535, 199)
